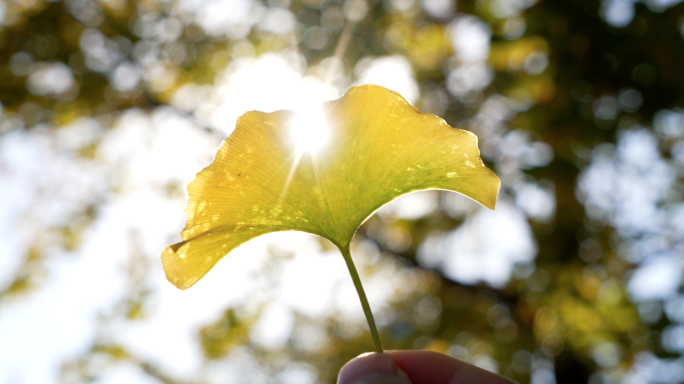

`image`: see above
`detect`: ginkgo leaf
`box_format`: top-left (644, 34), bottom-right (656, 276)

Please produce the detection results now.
top-left (162, 84), bottom-right (500, 290)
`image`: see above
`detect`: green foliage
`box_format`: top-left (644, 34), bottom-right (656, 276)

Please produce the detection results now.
top-left (2, 0), bottom-right (684, 383)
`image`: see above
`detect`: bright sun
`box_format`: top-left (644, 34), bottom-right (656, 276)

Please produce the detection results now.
top-left (289, 107), bottom-right (330, 153)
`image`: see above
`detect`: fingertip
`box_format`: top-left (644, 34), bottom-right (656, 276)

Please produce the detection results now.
top-left (338, 353), bottom-right (412, 384)
top-left (386, 350), bottom-right (517, 384)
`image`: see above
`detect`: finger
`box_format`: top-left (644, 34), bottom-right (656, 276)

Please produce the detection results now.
top-left (337, 353), bottom-right (412, 384)
top-left (387, 350), bottom-right (517, 384)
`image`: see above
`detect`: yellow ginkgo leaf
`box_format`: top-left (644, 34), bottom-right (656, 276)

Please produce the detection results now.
top-left (161, 84), bottom-right (500, 351)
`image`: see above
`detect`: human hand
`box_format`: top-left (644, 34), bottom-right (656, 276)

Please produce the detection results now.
top-left (337, 350), bottom-right (518, 384)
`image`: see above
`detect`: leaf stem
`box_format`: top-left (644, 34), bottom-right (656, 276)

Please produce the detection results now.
top-left (340, 246), bottom-right (384, 354)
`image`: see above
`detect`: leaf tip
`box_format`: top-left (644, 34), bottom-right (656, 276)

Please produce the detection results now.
top-left (161, 241), bottom-right (198, 290)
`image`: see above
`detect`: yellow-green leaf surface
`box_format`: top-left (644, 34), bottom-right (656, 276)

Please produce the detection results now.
top-left (162, 84), bottom-right (500, 290)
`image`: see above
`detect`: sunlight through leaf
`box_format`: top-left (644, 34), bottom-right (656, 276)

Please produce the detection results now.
top-left (162, 85), bottom-right (500, 290)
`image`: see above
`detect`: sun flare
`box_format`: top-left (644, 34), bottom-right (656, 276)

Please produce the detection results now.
top-left (289, 107), bottom-right (330, 153)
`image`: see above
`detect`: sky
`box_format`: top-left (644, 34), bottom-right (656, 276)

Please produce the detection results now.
top-left (2, 1), bottom-right (684, 382)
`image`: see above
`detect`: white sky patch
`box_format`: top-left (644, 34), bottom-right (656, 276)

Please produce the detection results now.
top-left (110, 62), bottom-right (142, 92)
top-left (601, 0), bottom-right (636, 27)
top-left (171, 83), bottom-right (214, 113)
top-left (578, 130), bottom-right (674, 236)
top-left (445, 15), bottom-right (493, 99)
top-left (524, 51), bottom-right (549, 75)
top-left (250, 304), bottom-right (295, 349)
top-left (0, 110), bottom-right (226, 382)
top-left (0, 2), bottom-right (6, 26)
top-left (377, 190), bottom-right (440, 220)
top-left (79, 28), bottom-right (123, 73)
top-left (0, 131), bottom-right (39, 286)
top-left (277, 363), bottom-right (318, 384)
top-left (355, 55), bottom-right (419, 104)
top-left (628, 254), bottom-right (684, 301)
top-left (259, 7), bottom-right (296, 35)
top-left (419, 201), bottom-right (536, 287)
top-left (601, 0), bottom-right (683, 27)
top-left (642, 0), bottom-right (683, 11)
top-left (27, 62), bottom-right (75, 96)
top-left (448, 16), bottom-right (491, 63)
top-left (280, 250), bottom-right (348, 317)
top-left (0, 259), bottom-right (99, 384)
top-left (91, 363), bottom-right (165, 384)
top-left (496, 129), bottom-right (550, 166)
top-left (670, 204), bottom-right (684, 239)
top-left (187, 0), bottom-right (263, 39)
top-left (0, 120), bottom-right (108, 286)
top-left (633, 351), bottom-right (684, 383)
top-left (446, 62), bottom-right (493, 97)
top-left (113, 236), bottom-right (275, 379)
top-left (515, 182), bottom-right (556, 222)
top-left (577, 129), bottom-right (682, 310)
top-left (503, 17), bottom-right (526, 40)
top-left (653, 108), bottom-right (684, 138)
top-left (209, 52), bottom-right (340, 134)
top-left (662, 325), bottom-right (684, 353)
top-left (421, 0), bottom-right (455, 19)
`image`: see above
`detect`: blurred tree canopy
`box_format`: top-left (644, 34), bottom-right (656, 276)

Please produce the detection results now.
top-left (1, 0), bottom-right (684, 383)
